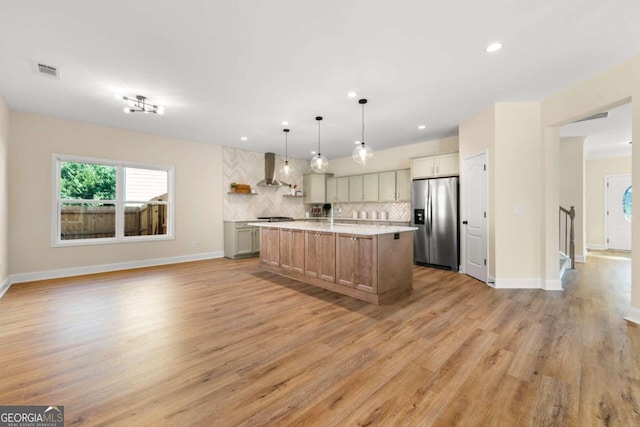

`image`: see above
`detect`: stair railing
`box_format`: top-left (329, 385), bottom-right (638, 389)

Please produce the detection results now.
top-left (559, 206), bottom-right (576, 269)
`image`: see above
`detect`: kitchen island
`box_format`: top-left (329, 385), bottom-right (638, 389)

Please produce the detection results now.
top-left (249, 221), bottom-right (417, 304)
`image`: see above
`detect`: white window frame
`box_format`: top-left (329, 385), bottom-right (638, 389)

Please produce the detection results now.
top-left (51, 153), bottom-right (175, 247)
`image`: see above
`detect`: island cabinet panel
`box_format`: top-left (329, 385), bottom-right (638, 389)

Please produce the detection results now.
top-left (252, 221), bottom-right (414, 304)
top-left (260, 227), bottom-right (280, 267)
top-left (304, 231), bottom-right (336, 282)
top-left (279, 228), bottom-right (305, 274)
top-left (336, 234), bottom-right (378, 292)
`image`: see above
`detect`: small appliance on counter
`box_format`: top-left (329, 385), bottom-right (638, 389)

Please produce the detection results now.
top-left (310, 206), bottom-right (324, 217)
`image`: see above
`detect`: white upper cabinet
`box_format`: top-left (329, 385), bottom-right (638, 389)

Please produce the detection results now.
top-left (378, 171), bottom-right (396, 202)
top-left (327, 176), bottom-right (349, 202)
top-left (304, 173), bottom-right (332, 204)
top-left (350, 174), bottom-right (379, 202)
top-left (412, 153), bottom-right (459, 179)
top-left (379, 169), bottom-right (411, 202)
top-left (363, 174), bottom-right (379, 201)
top-left (396, 169), bottom-right (411, 201)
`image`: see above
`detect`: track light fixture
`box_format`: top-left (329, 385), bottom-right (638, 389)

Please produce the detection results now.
top-left (115, 94), bottom-right (165, 115)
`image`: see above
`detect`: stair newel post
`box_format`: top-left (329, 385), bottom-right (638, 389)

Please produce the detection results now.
top-left (569, 206), bottom-right (575, 269)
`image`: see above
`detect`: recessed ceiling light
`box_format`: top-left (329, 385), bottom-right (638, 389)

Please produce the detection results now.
top-left (311, 150), bottom-right (316, 155)
top-left (240, 137), bottom-right (248, 141)
top-left (418, 125), bottom-right (426, 130)
top-left (354, 140), bottom-right (361, 145)
top-left (347, 91), bottom-right (358, 98)
top-left (486, 42), bottom-right (502, 53)
top-left (281, 121), bottom-right (289, 126)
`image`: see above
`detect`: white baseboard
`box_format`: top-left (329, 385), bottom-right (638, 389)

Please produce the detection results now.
top-left (544, 279), bottom-right (564, 291)
top-left (0, 276), bottom-right (10, 298)
top-left (625, 307), bottom-right (640, 325)
top-left (493, 278), bottom-right (542, 289)
top-left (492, 277), bottom-right (563, 291)
top-left (586, 243), bottom-right (606, 250)
top-left (9, 251), bottom-right (225, 285)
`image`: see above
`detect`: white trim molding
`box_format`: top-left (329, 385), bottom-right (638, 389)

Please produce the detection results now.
top-left (493, 278), bottom-right (542, 289)
top-left (544, 279), bottom-right (564, 291)
top-left (492, 277), bottom-right (564, 291)
top-left (586, 243), bottom-right (607, 251)
top-left (0, 277), bottom-right (10, 298)
top-left (624, 307), bottom-right (640, 325)
top-left (9, 251), bottom-right (224, 285)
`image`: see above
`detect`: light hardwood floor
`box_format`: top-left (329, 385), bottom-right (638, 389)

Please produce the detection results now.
top-left (1, 255), bottom-right (638, 426)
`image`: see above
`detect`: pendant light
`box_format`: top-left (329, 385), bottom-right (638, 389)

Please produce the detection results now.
top-left (310, 116), bottom-right (329, 173)
top-left (280, 128), bottom-right (294, 177)
top-left (352, 99), bottom-right (373, 166)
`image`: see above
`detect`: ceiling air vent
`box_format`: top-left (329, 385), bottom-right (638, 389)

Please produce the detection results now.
top-left (35, 62), bottom-right (60, 79)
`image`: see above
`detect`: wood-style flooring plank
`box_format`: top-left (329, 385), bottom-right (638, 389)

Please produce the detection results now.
top-left (0, 254), bottom-right (638, 426)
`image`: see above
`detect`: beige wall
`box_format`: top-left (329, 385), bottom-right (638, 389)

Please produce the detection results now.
top-left (327, 136), bottom-right (458, 175)
top-left (559, 137), bottom-right (585, 260)
top-left (0, 96), bottom-right (8, 286)
top-left (585, 156), bottom-right (632, 248)
top-left (494, 103), bottom-right (541, 280)
top-left (459, 103), bottom-right (541, 284)
top-left (459, 105), bottom-right (495, 278)
top-left (541, 54), bottom-right (639, 307)
top-left (8, 112), bottom-right (224, 277)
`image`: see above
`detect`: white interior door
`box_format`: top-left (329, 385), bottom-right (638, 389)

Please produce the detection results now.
top-left (606, 174), bottom-right (632, 251)
top-left (463, 152), bottom-right (487, 282)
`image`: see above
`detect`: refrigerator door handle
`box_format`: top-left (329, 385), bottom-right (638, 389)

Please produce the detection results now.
top-left (426, 186), bottom-right (432, 236)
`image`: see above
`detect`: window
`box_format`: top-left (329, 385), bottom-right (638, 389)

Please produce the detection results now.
top-left (52, 154), bottom-right (174, 246)
top-left (623, 186), bottom-right (632, 222)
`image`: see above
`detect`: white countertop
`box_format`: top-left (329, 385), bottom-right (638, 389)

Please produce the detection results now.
top-left (295, 217), bottom-right (410, 223)
top-left (248, 221), bottom-right (417, 236)
top-left (224, 218), bottom-right (269, 222)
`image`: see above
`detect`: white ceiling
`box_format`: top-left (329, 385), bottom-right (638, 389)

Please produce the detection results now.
top-left (1, 1), bottom-right (639, 160)
top-left (560, 103), bottom-right (632, 159)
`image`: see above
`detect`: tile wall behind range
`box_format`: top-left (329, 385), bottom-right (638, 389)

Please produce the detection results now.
top-left (223, 146), bottom-right (412, 222)
top-left (222, 147), bottom-right (309, 220)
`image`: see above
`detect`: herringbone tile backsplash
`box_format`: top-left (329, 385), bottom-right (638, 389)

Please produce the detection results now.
top-left (222, 147), bottom-right (411, 221)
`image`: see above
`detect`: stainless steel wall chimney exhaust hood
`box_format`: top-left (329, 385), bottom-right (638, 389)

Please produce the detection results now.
top-left (256, 152), bottom-right (289, 187)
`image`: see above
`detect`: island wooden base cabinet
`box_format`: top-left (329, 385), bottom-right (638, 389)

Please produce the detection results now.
top-left (259, 226), bottom-right (414, 304)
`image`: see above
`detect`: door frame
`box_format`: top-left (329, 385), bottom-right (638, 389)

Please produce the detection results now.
top-left (461, 149), bottom-right (489, 284)
top-left (604, 173), bottom-right (632, 250)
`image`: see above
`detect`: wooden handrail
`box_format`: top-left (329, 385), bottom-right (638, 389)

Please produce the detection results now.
top-left (559, 206), bottom-right (576, 269)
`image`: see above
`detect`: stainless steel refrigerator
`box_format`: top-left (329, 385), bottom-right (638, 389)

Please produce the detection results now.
top-left (411, 177), bottom-right (459, 271)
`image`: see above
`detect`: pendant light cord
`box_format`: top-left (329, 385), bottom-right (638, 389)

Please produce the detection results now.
top-left (316, 116), bottom-right (322, 156)
top-left (361, 102), bottom-right (365, 146)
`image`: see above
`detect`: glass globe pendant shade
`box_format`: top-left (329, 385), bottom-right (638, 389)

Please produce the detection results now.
top-left (352, 143), bottom-right (373, 166)
top-left (280, 160), bottom-right (294, 177)
top-left (310, 154), bottom-right (329, 173)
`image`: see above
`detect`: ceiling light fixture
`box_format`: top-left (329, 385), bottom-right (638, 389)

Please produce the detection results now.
top-left (241, 136), bottom-right (248, 141)
top-left (347, 91), bottom-right (358, 98)
top-left (485, 42), bottom-right (502, 53)
top-left (310, 116), bottom-right (329, 173)
top-left (418, 125), bottom-right (426, 130)
top-left (281, 121), bottom-right (289, 126)
top-left (352, 99), bottom-right (373, 166)
top-left (280, 128), bottom-right (294, 177)
top-left (115, 94), bottom-right (164, 115)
